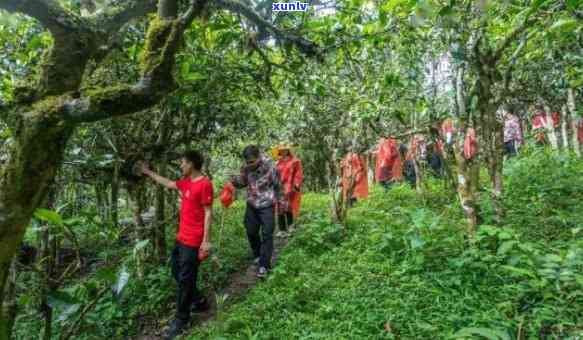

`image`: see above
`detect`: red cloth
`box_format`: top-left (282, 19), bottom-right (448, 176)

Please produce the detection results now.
top-left (219, 182), bottom-right (235, 208)
top-left (578, 120), bottom-right (583, 145)
top-left (276, 154), bottom-right (304, 218)
top-left (175, 177), bottom-right (214, 247)
top-left (463, 128), bottom-right (478, 160)
top-left (341, 153), bottom-right (368, 200)
top-left (375, 138), bottom-right (402, 182)
top-left (532, 112), bottom-right (559, 129)
top-left (532, 112), bottom-right (559, 143)
top-left (406, 136), bottom-right (422, 161)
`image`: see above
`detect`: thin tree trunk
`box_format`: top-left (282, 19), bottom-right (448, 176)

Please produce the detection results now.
top-left (568, 88), bottom-right (580, 157)
top-left (111, 162), bottom-right (120, 227)
top-left (0, 260), bottom-right (16, 340)
top-left (543, 104), bottom-right (559, 149)
top-left (128, 184), bottom-right (147, 278)
top-left (40, 189), bottom-right (57, 340)
top-left (454, 145), bottom-right (478, 236)
top-left (155, 162), bottom-right (167, 263)
top-left (561, 105), bottom-right (570, 152)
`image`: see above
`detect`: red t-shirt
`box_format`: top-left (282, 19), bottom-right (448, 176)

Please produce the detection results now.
top-left (175, 176), bottom-right (214, 248)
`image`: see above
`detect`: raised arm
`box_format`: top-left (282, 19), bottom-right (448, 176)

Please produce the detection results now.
top-left (139, 162), bottom-right (178, 190)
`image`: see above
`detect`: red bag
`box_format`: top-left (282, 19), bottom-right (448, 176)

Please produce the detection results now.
top-left (219, 182), bottom-right (235, 208)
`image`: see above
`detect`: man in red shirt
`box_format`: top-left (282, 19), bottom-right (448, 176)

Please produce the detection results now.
top-left (139, 150), bottom-right (213, 339)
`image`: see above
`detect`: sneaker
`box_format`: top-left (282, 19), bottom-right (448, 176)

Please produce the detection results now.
top-left (256, 266), bottom-right (268, 278)
top-left (164, 318), bottom-right (188, 340)
top-left (253, 257), bottom-right (260, 266)
top-left (191, 297), bottom-right (210, 313)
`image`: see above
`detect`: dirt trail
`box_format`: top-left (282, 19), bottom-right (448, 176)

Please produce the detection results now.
top-left (135, 232), bottom-right (292, 340)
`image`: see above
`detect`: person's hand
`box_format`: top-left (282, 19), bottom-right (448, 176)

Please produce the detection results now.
top-left (200, 241), bottom-right (212, 254)
top-left (135, 160), bottom-right (149, 176)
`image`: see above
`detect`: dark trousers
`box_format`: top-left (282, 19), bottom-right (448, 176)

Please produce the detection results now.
top-left (278, 211), bottom-right (293, 231)
top-left (504, 141), bottom-right (517, 157)
top-left (380, 180), bottom-right (393, 191)
top-left (171, 241), bottom-right (202, 322)
top-left (244, 204), bottom-right (275, 268)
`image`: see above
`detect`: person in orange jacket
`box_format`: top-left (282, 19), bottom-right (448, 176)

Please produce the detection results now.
top-left (375, 138), bottom-right (402, 191)
top-left (275, 145), bottom-right (303, 235)
top-left (341, 152), bottom-right (368, 206)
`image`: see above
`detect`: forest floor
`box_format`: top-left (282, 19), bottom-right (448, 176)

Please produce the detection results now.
top-left (135, 230), bottom-right (294, 340)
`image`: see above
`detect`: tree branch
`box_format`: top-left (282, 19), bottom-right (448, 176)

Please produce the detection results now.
top-left (214, 0), bottom-right (320, 58)
top-left (0, 0), bottom-right (71, 36)
top-left (493, 17), bottom-right (537, 62)
top-left (93, 0), bottom-right (158, 33)
top-left (502, 30), bottom-right (536, 92)
top-left (62, 0), bottom-right (210, 123)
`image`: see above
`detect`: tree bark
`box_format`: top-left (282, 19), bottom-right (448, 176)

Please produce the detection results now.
top-left (111, 162), bottom-right (120, 227)
top-left (561, 105), bottom-right (570, 152)
top-left (0, 260), bottom-right (16, 340)
top-left (543, 104), bottom-right (559, 149)
top-left (568, 88), bottom-right (580, 157)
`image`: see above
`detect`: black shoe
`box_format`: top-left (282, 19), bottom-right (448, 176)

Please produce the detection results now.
top-left (164, 318), bottom-right (188, 340)
top-left (191, 297), bottom-right (210, 313)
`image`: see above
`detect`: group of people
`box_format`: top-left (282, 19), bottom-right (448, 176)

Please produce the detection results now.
top-left (338, 105), bottom-right (577, 204)
top-left (137, 144), bottom-right (303, 339)
top-left (132, 104), bottom-right (575, 339)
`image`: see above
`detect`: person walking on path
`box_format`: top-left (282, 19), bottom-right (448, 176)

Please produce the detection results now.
top-left (503, 108), bottom-right (523, 157)
top-left (231, 145), bottom-right (283, 278)
top-left (274, 144), bottom-right (304, 237)
top-left (138, 150), bottom-right (213, 340)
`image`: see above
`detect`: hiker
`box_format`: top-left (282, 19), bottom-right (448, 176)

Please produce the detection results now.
top-left (400, 143), bottom-right (416, 187)
top-left (341, 151), bottom-right (368, 205)
top-left (503, 108), bottom-right (523, 157)
top-left (231, 145), bottom-right (283, 278)
top-left (426, 140), bottom-right (445, 177)
top-left (531, 105), bottom-right (559, 145)
top-left (274, 144), bottom-right (303, 236)
top-left (375, 138), bottom-right (402, 190)
top-left (441, 118), bottom-right (455, 145)
top-left (463, 127), bottom-right (478, 160)
top-left (138, 151), bottom-right (213, 339)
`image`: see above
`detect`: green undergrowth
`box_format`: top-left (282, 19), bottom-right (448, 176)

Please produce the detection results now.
top-left (189, 152), bottom-right (583, 339)
top-left (14, 200), bottom-right (251, 339)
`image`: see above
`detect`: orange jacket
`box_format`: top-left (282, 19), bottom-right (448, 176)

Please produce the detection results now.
top-left (463, 128), bottom-right (478, 160)
top-left (375, 138), bottom-right (402, 182)
top-left (276, 154), bottom-right (303, 218)
top-left (341, 153), bottom-right (368, 200)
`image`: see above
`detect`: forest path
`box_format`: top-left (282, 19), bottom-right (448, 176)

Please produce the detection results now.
top-left (135, 229), bottom-right (294, 340)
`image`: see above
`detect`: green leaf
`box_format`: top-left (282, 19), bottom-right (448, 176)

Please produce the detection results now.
top-left (549, 19), bottom-right (578, 33)
top-left (500, 265), bottom-right (536, 279)
top-left (497, 241), bottom-right (517, 256)
top-left (452, 327), bottom-right (511, 340)
top-left (113, 266), bottom-right (130, 297)
top-left (409, 234), bottom-right (426, 249)
top-left (34, 209), bottom-right (63, 226)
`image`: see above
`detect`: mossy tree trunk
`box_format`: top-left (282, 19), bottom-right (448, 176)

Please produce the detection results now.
top-left (0, 2), bottom-right (206, 338)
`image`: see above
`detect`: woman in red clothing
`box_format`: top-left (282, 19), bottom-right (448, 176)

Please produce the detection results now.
top-left (275, 145), bottom-right (303, 234)
top-left (375, 138), bottom-right (402, 190)
top-left (341, 152), bottom-right (369, 205)
top-left (139, 150), bottom-right (213, 339)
